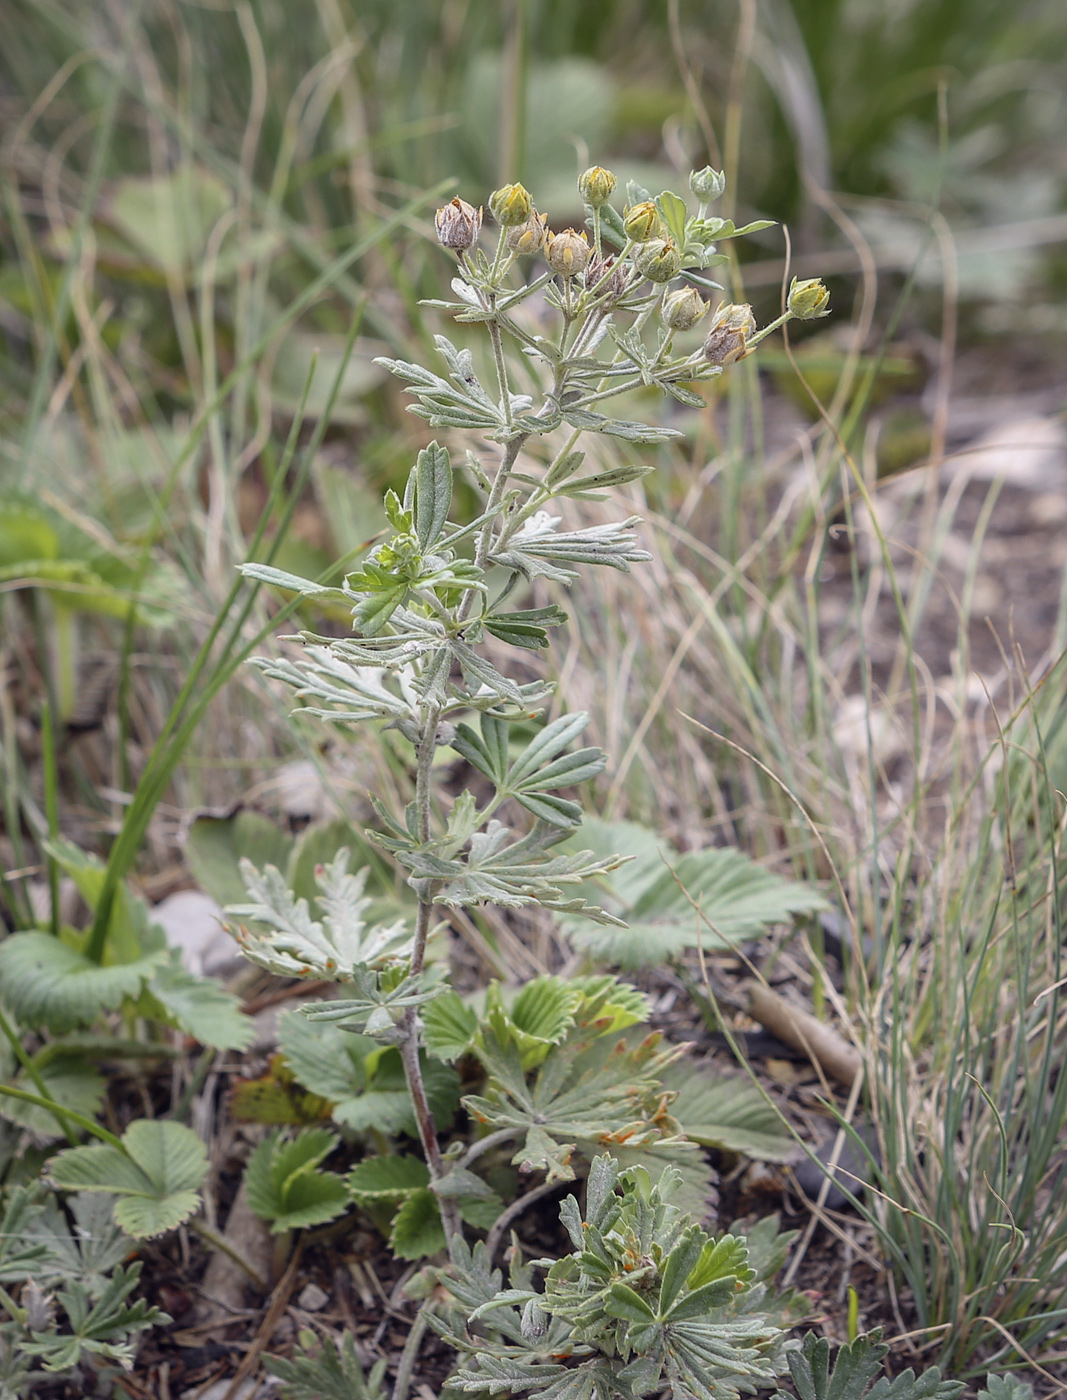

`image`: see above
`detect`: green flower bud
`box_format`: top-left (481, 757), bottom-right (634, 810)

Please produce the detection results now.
top-left (662, 286), bottom-right (707, 332)
top-left (635, 237), bottom-right (682, 283)
top-left (787, 275), bottom-right (831, 320)
top-left (578, 165), bottom-right (618, 208)
top-left (506, 209), bottom-right (549, 255)
top-left (689, 166), bottom-right (726, 202)
top-left (703, 302), bottom-right (757, 366)
top-left (434, 197), bottom-right (482, 252)
top-left (622, 200), bottom-right (667, 243)
top-left (488, 182), bottom-right (533, 227)
top-left (545, 227), bottom-right (591, 277)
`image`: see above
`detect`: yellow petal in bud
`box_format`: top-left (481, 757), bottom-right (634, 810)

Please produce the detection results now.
top-left (662, 286), bottom-right (707, 332)
top-left (635, 237), bottom-right (682, 284)
top-left (434, 197), bottom-right (482, 251)
top-left (578, 165), bottom-right (618, 208)
top-left (786, 275), bottom-right (831, 320)
top-left (506, 209), bottom-right (549, 255)
top-left (703, 302), bottom-right (757, 366)
top-left (488, 182), bottom-right (533, 227)
top-left (545, 227), bottom-right (591, 278)
top-left (622, 200), bottom-right (667, 243)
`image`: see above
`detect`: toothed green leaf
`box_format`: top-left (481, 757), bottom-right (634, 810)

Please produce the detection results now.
top-left (0, 932), bottom-right (167, 1033)
top-left (47, 1120), bottom-right (208, 1239)
top-left (244, 1128), bottom-right (349, 1232)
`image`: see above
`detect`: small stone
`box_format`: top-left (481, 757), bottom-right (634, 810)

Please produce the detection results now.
top-left (181, 1380), bottom-right (261, 1400)
top-left (297, 1282), bottom-right (330, 1312)
top-left (152, 889), bottom-right (239, 977)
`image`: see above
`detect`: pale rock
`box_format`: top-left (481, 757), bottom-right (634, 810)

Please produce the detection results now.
top-left (297, 1282), bottom-right (330, 1312)
top-left (181, 1379), bottom-right (263, 1400)
top-left (271, 759), bottom-right (329, 822)
top-left (151, 888), bottom-right (241, 977)
top-left (942, 416), bottom-right (1067, 490)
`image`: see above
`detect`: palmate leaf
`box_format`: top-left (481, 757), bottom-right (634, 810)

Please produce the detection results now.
top-left (482, 603), bottom-right (569, 650)
top-left (0, 1185), bottom-right (53, 1280)
top-left (422, 989), bottom-right (479, 1063)
top-left (558, 819), bottom-right (827, 966)
top-left (389, 1186), bottom-right (446, 1259)
top-left (29, 1191), bottom-right (132, 1294)
top-left (347, 1155), bottom-right (499, 1259)
top-left (47, 1120), bottom-right (208, 1238)
top-left (664, 1063), bottom-right (796, 1163)
top-left (410, 440), bottom-right (453, 550)
top-left (452, 712), bottom-right (606, 829)
top-left (277, 1012), bottom-right (460, 1135)
top-left (467, 1006), bottom-right (686, 1183)
top-left (0, 931), bottom-right (168, 1033)
top-left (143, 948), bottom-right (254, 1050)
top-left (400, 818), bottom-right (629, 924)
top-left (19, 1262), bottom-right (165, 1374)
top-left (4, 1056), bottom-right (105, 1141)
top-left (561, 408), bottom-right (682, 443)
top-left (227, 848), bottom-right (412, 979)
top-left (772, 1332), bottom-right (965, 1400)
top-left (244, 1128), bottom-right (349, 1233)
top-left (250, 647), bottom-right (416, 725)
top-left (264, 1331), bottom-right (388, 1400)
top-left (490, 512), bottom-right (653, 584)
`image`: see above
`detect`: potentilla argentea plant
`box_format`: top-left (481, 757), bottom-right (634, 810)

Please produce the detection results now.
top-left (235, 167), bottom-right (829, 1243)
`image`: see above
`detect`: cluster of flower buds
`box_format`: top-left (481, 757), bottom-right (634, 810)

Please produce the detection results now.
top-left (434, 197), bottom-right (482, 252)
top-left (703, 302), bottom-right (757, 366)
top-left (786, 275), bottom-right (831, 320)
top-left (431, 167), bottom-right (830, 360)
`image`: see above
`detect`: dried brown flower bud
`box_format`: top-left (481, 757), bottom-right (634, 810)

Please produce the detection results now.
top-left (545, 227), bottom-right (591, 277)
top-left (434, 197), bottom-right (482, 252)
top-left (583, 255), bottom-right (632, 302)
top-left (703, 302), bottom-right (757, 366)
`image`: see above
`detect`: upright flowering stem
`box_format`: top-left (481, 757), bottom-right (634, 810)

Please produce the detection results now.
top-left (233, 163), bottom-right (827, 1289)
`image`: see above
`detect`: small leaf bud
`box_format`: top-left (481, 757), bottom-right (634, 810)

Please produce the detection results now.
top-left (434, 197), bottom-right (482, 252)
top-left (635, 237), bottom-right (682, 283)
top-left (505, 209), bottom-right (549, 255)
top-left (488, 182), bottom-right (533, 227)
top-left (622, 200), bottom-right (667, 243)
top-left (703, 302), bottom-right (757, 366)
top-left (786, 275), bottom-right (831, 320)
top-left (662, 286), bottom-right (707, 332)
top-left (578, 165), bottom-right (618, 208)
top-left (689, 166), bottom-right (726, 202)
top-left (545, 227), bottom-right (591, 277)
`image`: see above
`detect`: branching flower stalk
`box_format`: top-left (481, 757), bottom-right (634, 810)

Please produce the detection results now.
top-left (234, 168), bottom-right (828, 1258)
